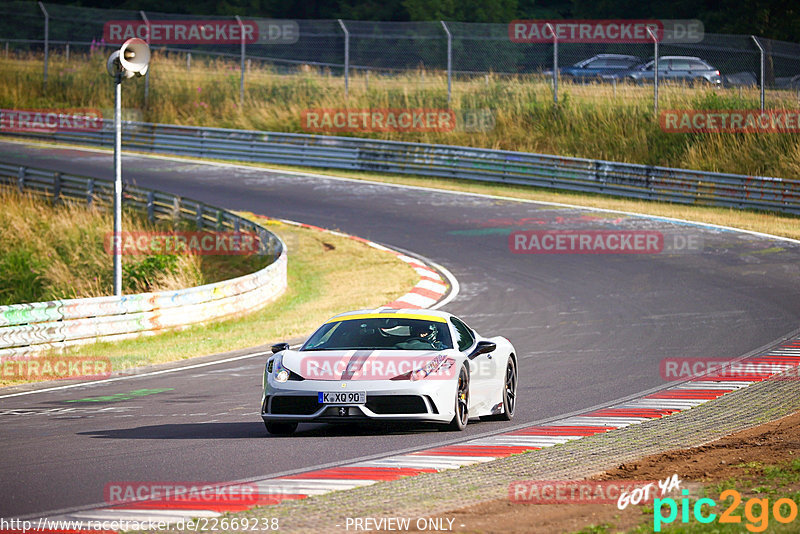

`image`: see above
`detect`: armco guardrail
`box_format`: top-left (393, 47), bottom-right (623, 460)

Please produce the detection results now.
top-left (2, 119), bottom-right (798, 215)
top-left (0, 161), bottom-right (287, 358)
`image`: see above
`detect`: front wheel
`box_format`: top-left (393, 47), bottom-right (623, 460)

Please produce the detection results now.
top-left (445, 364), bottom-right (470, 431)
top-left (265, 421), bottom-right (298, 435)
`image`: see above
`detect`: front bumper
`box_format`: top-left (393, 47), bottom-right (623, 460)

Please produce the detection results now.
top-left (261, 378), bottom-right (456, 424)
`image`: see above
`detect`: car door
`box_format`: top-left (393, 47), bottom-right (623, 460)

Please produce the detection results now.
top-left (450, 316), bottom-right (495, 413)
top-left (667, 58), bottom-right (692, 82)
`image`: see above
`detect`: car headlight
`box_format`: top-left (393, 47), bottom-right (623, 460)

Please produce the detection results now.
top-left (270, 356), bottom-right (305, 382)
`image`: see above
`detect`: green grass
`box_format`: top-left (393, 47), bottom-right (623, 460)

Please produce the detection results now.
top-left (2, 51), bottom-right (800, 180)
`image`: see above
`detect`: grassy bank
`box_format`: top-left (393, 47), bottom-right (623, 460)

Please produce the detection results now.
top-left (0, 187), bottom-right (269, 305)
top-left (2, 52), bottom-right (800, 179)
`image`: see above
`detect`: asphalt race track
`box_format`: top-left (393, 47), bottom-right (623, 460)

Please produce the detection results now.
top-left (1, 141), bottom-right (799, 518)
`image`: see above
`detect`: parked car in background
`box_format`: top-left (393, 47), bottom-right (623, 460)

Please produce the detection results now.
top-left (547, 54), bottom-right (642, 82)
top-left (608, 56), bottom-right (722, 86)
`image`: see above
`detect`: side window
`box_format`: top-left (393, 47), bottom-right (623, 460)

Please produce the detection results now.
top-left (450, 317), bottom-right (475, 352)
top-left (586, 58), bottom-right (606, 68)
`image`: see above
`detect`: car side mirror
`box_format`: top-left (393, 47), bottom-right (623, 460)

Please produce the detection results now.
top-left (468, 340), bottom-right (496, 359)
top-left (271, 342), bottom-right (290, 354)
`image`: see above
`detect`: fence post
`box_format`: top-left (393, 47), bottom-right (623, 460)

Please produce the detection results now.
top-left (545, 23), bottom-right (557, 105)
top-left (338, 19), bottom-right (349, 98)
top-left (196, 203), bottom-right (203, 229)
top-left (65, 42), bottom-right (69, 62)
top-left (139, 11), bottom-right (151, 107)
top-left (648, 27), bottom-right (659, 117)
top-left (752, 35), bottom-right (765, 111)
top-left (441, 21), bottom-right (452, 106)
top-left (38, 2), bottom-right (49, 90)
top-left (235, 15), bottom-right (246, 105)
top-left (172, 196), bottom-right (181, 222)
top-left (187, 51), bottom-right (191, 71)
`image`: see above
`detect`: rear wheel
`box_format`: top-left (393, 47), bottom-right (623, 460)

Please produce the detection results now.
top-left (482, 357), bottom-right (517, 421)
top-left (265, 421), bottom-right (298, 435)
top-left (446, 364), bottom-right (470, 431)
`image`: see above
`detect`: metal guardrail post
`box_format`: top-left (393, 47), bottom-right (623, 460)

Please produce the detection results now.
top-left (544, 23), bottom-right (557, 106)
top-left (648, 27), bottom-right (659, 117)
top-left (235, 15), bottom-right (246, 105)
top-left (441, 21), bottom-right (452, 106)
top-left (338, 19), bottom-right (350, 98)
top-left (52, 171), bottom-right (61, 203)
top-left (147, 191), bottom-right (155, 222)
top-left (38, 2), bottom-right (49, 90)
top-left (65, 42), bottom-right (69, 62)
top-left (173, 196), bottom-right (180, 221)
top-left (752, 35), bottom-right (765, 111)
top-left (187, 52), bottom-right (191, 72)
top-left (87, 178), bottom-right (94, 207)
top-left (17, 166), bottom-right (25, 193)
top-left (196, 203), bottom-right (203, 229)
top-left (139, 11), bottom-right (151, 107)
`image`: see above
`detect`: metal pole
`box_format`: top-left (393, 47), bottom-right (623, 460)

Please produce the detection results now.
top-left (648, 27), bottom-right (659, 117)
top-left (441, 21), bottom-right (452, 106)
top-left (113, 75), bottom-right (122, 296)
top-left (38, 2), bottom-right (48, 89)
top-left (235, 16), bottom-right (246, 104)
top-left (187, 52), bottom-right (191, 71)
top-left (139, 11), bottom-right (150, 107)
top-left (338, 19), bottom-right (349, 98)
top-left (545, 23), bottom-right (557, 105)
top-left (752, 35), bottom-right (765, 111)
top-left (65, 42), bottom-right (69, 62)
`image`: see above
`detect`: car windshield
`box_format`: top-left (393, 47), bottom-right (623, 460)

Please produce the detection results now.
top-left (302, 317), bottom-right (454, 351)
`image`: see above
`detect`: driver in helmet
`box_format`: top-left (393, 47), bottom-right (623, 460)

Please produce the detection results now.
top-left (396, 323), bottom-right (442, 350)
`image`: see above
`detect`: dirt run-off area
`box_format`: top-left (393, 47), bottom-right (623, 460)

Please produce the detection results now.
top-left (428, 410), bottom-right (800, 533)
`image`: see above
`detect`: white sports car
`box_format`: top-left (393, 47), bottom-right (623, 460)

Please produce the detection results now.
top-left (261, 309), bottom-right (518, 434)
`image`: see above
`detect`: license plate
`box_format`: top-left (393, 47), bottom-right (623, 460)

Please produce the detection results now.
top-left (318, 391), bottom-right (366, 404)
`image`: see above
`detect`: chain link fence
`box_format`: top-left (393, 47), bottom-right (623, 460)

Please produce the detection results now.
top-left (3, 1), bottom-right (800, 109)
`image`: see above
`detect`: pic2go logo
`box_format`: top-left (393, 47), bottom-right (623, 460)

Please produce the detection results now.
top-left (653, 489), bottom-right (799, 532)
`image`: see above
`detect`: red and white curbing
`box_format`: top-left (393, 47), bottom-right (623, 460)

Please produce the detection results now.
top-left (271, 216), bottom-right (449, 309)
top-left (51, 338), bottom-right (800, 525)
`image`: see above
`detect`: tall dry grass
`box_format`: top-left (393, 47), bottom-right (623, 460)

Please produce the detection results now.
top-left (0, 187), bottom-right (265, 305)
top-left (1, 51), bottom-right (800, 177)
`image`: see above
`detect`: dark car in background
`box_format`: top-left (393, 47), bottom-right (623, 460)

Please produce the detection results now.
top-left (609, 56), bottom-right (722, 86)
top-left (546, 54), bottom-right (643, 82)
